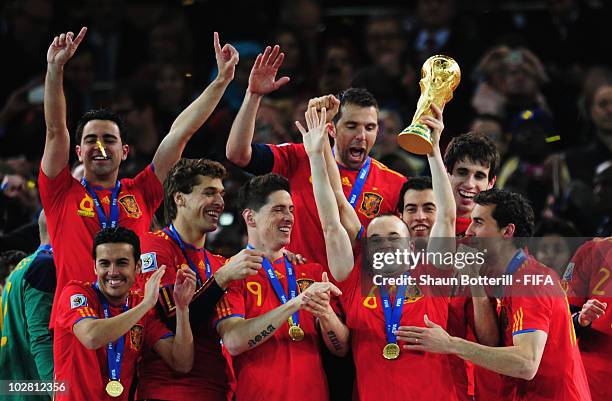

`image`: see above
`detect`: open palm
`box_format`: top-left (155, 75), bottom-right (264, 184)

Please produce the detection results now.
top-left (296, 106), bottom-right (327, 156)
top-left (248, 45), bottom-right (290, 95)
top-left (47, 27), bottom-right (87, 66)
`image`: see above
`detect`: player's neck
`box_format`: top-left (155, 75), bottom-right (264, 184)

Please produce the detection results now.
top-left (171, 217), bottom-right (206, 249)
top-left (83, 170), bottom-right (119, 189)
top-left (456, 209), bottom-right (471, 219)
top-left (248, 237), bottom-right (284, 261)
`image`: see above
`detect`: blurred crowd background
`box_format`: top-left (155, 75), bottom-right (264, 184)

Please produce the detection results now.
top-left (1, 0), bottom-right (611, 276)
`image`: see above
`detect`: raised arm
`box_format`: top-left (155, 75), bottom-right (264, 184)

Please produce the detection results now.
top-left (297, 107), bottom-right (355, 282)
top-left (225, 45), bottom-right (290, 166)
top-left (153, 268), bottom-right (196, 373)
top-left (152, 32), bottom-right (238, 182)
top-left (217, 281), bottom-right (341, 356)
top-left (42, 27), bottom-right (87, 178)
top-left (73, 266), bottom-right (166, 350)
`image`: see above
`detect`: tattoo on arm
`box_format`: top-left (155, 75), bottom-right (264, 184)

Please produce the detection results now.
top-left (327, 330), bottom-right (343, 351)
top-left (247, 324), bottom-right (275, 348)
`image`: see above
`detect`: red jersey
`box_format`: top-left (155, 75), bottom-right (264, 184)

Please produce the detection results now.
top-left (270, 143), bottom-right (406, 268)
top-left (337, 260), bottom-right (457, 401)
top-left (135, 229), bottom-right (230, 401)
top-left (214, 257), bottom-right (329, 401)
top-left (499, 253), bottom-right (590, 401)
top-left (564, 237), bottom-right (612, 401)
top-left (53, 281), bottom-right (171, 401)
top-left (39, 164), bottom-right (163, 328)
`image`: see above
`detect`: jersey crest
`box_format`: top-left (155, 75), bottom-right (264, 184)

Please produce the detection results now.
top-left (359, 192), bottom-right (383, 218)
top-left (129, 324), bottom-right (143, 351)
top-left (297, 278), bottom-right (315, 293)
top-left (119, 194), bottom-right (142, 218)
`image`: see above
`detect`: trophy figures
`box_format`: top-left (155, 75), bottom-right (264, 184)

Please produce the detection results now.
top-left (397, 55), bottom-right (461, 155)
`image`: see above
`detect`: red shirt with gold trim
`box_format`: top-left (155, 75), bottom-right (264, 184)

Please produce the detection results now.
top-left (53, 281), bottom-right (171, 401)
top-left (499, 255), bottom-right (590, 401)
top-left (564, 237), bottom-right (612, 401)
top-left (337, 258), bottom-right (457, 401)
top-left (136, 230), bottom-right (230, 401)
top-left (39, 164), bottom-right (163, 328)
top-left (214, 257), bottom-right (329, 401)
top-left (269, 143), bottom-right (406, 268)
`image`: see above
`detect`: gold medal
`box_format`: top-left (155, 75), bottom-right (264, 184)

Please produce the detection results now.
top-left (105, 380), bottom-right (124, 397)
top-left (288, 325), bottom-right (305, 341)
top-left (383, 343), bottom-right (401, 360)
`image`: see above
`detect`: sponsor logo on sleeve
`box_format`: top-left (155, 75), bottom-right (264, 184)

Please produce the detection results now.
top-left (140, 252), bottom-right (158, 273)
top-left (70, 294), bottom-right (88, 309)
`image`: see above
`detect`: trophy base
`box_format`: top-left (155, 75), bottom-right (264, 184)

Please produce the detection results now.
top-left (397, 123), bottom-right (433, 155)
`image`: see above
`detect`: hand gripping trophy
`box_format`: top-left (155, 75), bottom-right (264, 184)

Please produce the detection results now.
top-left (397, 55), bottom-right (461, 154)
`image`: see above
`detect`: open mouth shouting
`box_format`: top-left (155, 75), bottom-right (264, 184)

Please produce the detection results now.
top-left (348, 146), bottom-right (366, 164)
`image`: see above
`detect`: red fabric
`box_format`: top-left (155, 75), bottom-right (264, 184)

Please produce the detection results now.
top-left (456, 217), bottom-right (472, 236)
top-left (135, 230), bottom-right (230, 401)
top-left (270, 143), bottom-right (406, 269)
top-left (337, 259), bottom-right (457, 401)
top-left (39, 164), bottom-right (163, 329)
top-left (499, 256), bottom-right (591, 401)
top-left (53, 281), bottom-right (171, 401)
top-left (214, 258), bottom-right (329, 401)
top-left (564, 238), bottom-right (612, 401)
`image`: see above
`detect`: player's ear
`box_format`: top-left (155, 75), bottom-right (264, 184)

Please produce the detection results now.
top-left (174, 192), bottom-right (185, 208)
top-left (488, 176), bottom-right (497, 189)
top-left (121, 144), bottom-right (129, 161)
top-left (76, 145), bottom-right (84, 162)
top-left (135, 258), bottom-right (142, 275)
top-left (502, 223), bottom-right (515, 239)
top-left (242, 209), bottom-right (256, 228)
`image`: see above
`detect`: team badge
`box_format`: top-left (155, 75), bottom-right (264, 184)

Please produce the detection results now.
top-left (359, 192), bottom-right (383, 218)
top-left (77, 194), bottom-right (95, 218)
top-left (140, 252), bottom-right (158, 273)
top-left (70, 294), bottom-right (88, 309)
top-left (118, 195), bottom-right (142, 218)
top-left (404, 284), bottom-right (423, 303)
top-left (129, 325), bottom-right (143, 351)
top-left (297, 278), bottom-right (314, 293)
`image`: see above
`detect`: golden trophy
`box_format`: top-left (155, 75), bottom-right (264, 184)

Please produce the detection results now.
top-left (397, 55), bottom-right (461, 155)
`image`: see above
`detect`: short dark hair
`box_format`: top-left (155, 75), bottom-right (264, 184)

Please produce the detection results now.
top-left (474, 189), bottom-right (535, 245)
top-left (164, 158), bottom-right (227, 223)
top-left (333, 87), bottom-right (379, 124)
top-left (75, 109), bottom-right (128, 144)
top-left (396, 177), bottom-right (433, 212)
top-left (237, 173), bottom-right (291, 212)
top-left (92, 227), bottom-right (141, 263)
top-left (444, 132), bottom-right (499, 181)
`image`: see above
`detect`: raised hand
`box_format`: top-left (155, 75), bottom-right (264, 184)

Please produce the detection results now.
top-left (247, 45), bottom-right (290, 96)
top-left (577, 299), bottom-right (607, 327)
top-left (295, 106), bottom-right (327, 156)
top-left (419, 103), bottom-right (445, 152)
top-left (47, 27), bottom-right (87, 66)
top-left (214, 249), bottom-right (264, 289)
top-left (307, 95), bottom-right (340, 123)
top-left (214, 32), bottom-right (239, 83)
top-left (174, 267), bottom-right (197, 310)
top-left (143, 265), bottom-right (166, 309)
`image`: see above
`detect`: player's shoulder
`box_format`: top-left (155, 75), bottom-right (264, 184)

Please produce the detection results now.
top-left (119, 164), bottom-right (155, 188)
top-left (370, 158), bottom-right (406, 180)
top-left (142, 229), bottom-right (172, 245)
top-left (60, 281), bottom-right (97, 307)
top-left (295, 262), bottom-right (324, 278)
top-left (271, 142), bottom-right (307, 157)
top-left (207, 250), bottom-right (227, 265)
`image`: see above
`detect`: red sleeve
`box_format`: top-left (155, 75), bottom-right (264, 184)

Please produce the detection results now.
top-left (143, 308), bottom-right (174, 349)
top-left (138, 232), bottom-right (178, 317)
top-left (508, 295), bottom-right (553, 337)
top-left (565, 242), bottom-right (593, 307)
top-left (269, 143), bottom-right (304, 178)
top-left (55, 282), bottom-right (99, 331)
top-left (213, 279), bottom-right (246, 328)
top-left (132, 164), bottom-right (164, 213)
top-left (38, 164), bottom-right (74, 214)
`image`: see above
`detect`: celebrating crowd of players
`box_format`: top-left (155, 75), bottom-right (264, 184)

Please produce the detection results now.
top-left (0, 26), bottom-right (610, 401)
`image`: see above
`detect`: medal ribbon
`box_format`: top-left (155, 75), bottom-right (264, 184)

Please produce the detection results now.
top-left (379, 275), bottom-right (408, 344)
top-left (346, 156), bottom-right (372, 208)
top-left (93, 283), bottom-right (129, 383)
top-left (505, 249), bottom-right (527, 275)
top-left (246, 245), bottom-right (299, 327)
top-left (36, 244), bottom-right (52, 254)
top-left (81, 178), bottom-right (121, 229)
top-left (165, 225), bottom-right (210, 287)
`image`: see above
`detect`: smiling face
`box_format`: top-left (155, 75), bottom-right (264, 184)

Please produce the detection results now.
top-left (94, 242), bottom-right (140, 305)
top-left (449, 158), bottom-right (494, 217)
top-left (401, 189), bottom-right (436, 238)
top-left (76, 119), bottom-right (128, 180)
top-left (250, 190), bottom-right (295, 250)
top-left (175, 175), bottom-right (225, 233)
top-left (367, 215), bottom-right (410, 275)
top-left (332, 104), bottom-right (378, 170)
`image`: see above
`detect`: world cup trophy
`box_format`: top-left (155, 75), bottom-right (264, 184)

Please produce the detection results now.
top-left (397, 55), bottom-right (461, 155)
